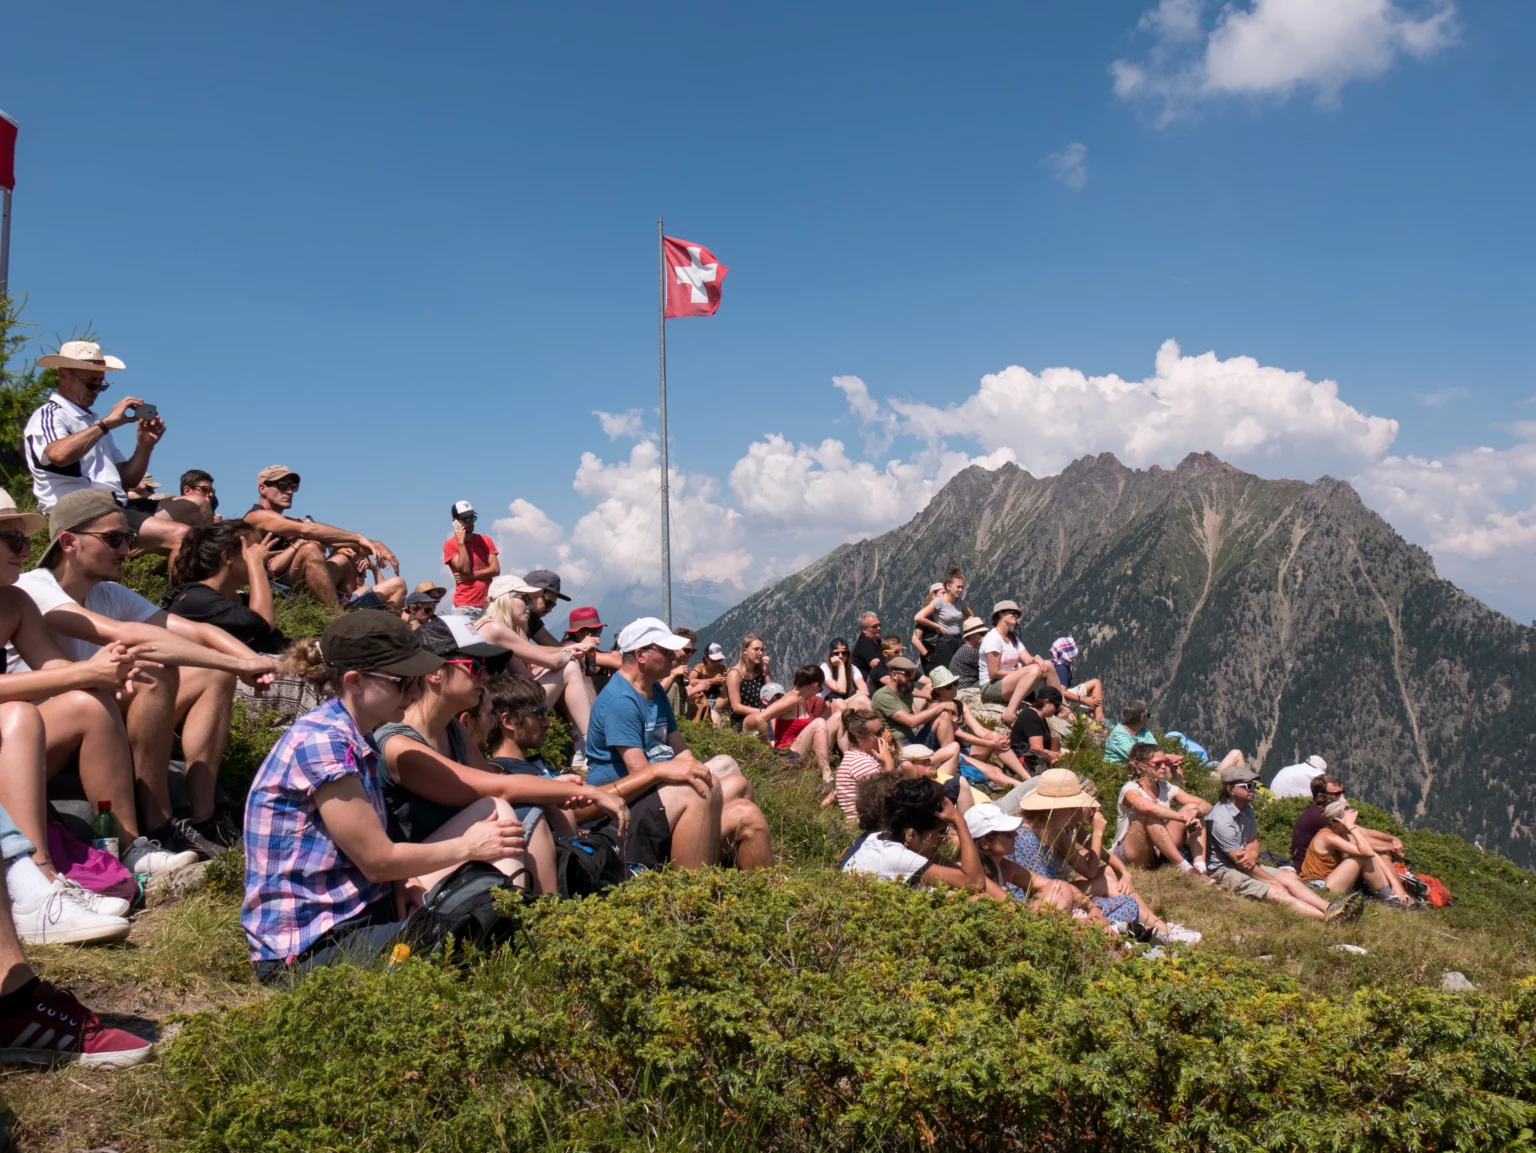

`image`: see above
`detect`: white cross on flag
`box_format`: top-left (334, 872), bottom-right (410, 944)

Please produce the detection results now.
top-left (663, 236), bottom-right (729, 318)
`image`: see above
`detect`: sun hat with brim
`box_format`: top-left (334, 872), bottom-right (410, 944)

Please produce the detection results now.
top-left (487, 574), bottom-right (542, 601)
top-left (899, 744), bottom-right (934, 761)
top-left (39, 487), bottom-right (124, 568)
top-left (991, 600), bottom-right (1021, 621)
top-left (563, 606), bottom-right (607, 637)
top-left (320, 610), bottom-right (443, 676)
top-left (928, 582), bottom-right (944, 594)
top-left (965, 803), bottom-right (1023, 840)
top-left (927, 665), bottom-right (958, 690)
top-left (1017, 768), bottom-right (1096, 811)
top-left (1305, 754), bottom-right (1328, 773)
top-left (413, 579), bottom-right (447, 599)
top-left (961, 615), bottom-right (987, 638)
top-left (36, 340), bottom-right (125, 373)
top-left (0, 489), bottom-right (45, 537)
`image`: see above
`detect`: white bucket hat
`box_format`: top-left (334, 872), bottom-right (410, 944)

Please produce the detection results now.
top-left (37, 340), bottom-right (126, 373)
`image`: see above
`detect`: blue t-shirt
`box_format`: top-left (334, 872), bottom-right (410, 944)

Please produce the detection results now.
top-left (583, 674), bottom-right (678, 786)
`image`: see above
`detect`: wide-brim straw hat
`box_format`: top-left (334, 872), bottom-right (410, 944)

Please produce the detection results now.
top-left (36, 340), bottom-right (125, 373)
top-left (1017, 768), bottom-right (1096, 811)
top-left (0, 489), bottom-right (46, 537)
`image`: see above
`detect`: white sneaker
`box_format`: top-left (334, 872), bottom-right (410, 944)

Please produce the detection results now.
top-left (1164, 922), bottom-right (1204, 945)
top-left (569, 752), bottom-right (588, 774)
top-left (57, 878), bottom-right (132, 919)
top-left (12, 883), bottom-right (130, 946)
top-left (122, 837), bottom-right (197, 878)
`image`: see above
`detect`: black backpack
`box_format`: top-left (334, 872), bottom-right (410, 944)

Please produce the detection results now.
top-left (554, 828), bottom-right (628, 898)
top-left (404, 861), bottom-right (529, 957)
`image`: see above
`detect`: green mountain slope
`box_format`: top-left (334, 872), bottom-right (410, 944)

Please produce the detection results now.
top-left (701, 452), bottom-right (1536, 864)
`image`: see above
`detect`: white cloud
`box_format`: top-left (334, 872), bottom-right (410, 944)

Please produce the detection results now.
top-left (593, 408), bottom-right (645, 440)
top-left (834, 373), bottom-right (901, 453)
top-left (1045, 142), bottom-right (1089, 191)
top-left (1113, 0), bottom-right (1459, 123)
top-left (887, 338), bottom-right (1397, 479)
top-left (1415, 387), bottom-right (1470, 407)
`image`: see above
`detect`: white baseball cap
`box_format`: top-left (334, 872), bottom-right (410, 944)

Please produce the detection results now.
top-left (616, 617), bottom-right (691, 654)
top-left (452, 500), bottom-right (476, 518)
top-left (706, 642), bottom-right (726, 662)
top-left (487, 574), bottom-right (542, 601)
top-left (964, 803), bottom-right (1023, 840)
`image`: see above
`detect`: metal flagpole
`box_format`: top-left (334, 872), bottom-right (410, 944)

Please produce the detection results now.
top-left (0, 186), bottom-right (11, 306)
top-left (657, 217), bottom-right (672, 628)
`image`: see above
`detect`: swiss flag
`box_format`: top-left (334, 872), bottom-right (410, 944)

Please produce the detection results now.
top-left (0, 112), bottom-right (16, 192)
top-left (663, 236), bottom-right (728, 318)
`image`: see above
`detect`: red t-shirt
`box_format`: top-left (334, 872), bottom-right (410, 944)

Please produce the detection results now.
top-left (440, 533), bottom-right (499, 607)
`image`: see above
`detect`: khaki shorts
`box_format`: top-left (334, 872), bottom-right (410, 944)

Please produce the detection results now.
top-left (1210, 863), bottom-right (1271, 901)
top-left (981, 681), bottom-right (1006, 704)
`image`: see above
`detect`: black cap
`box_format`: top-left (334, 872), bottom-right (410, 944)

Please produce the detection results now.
top-left (414, 617), bottom-right (461, 658)
top-left (525, 568), bottom-right (570, 601)
top-left (320, 611), bottom-right (443, 676)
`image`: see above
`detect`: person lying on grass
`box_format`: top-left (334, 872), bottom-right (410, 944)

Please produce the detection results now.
top-left (926, 665), bottom-right (1032, 790)
top-left (1112, 741), bottom-right (1210, 875)
top-left (1299, 800), bottom-right (1414, 907)
top-left (1010, 768), bottom-right (1185, 939)
top-left (244, 612), bottom-right (525, 982)
top-left (375, 618), bottom-right (628, 898)
top-left (841, 777), bottom-right (986, 893)
top-left (1204, 764), bottom-right (1362, 923)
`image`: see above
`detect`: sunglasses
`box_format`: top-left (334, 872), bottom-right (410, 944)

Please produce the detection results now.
top-left (681, 647), bottom-right (696, 657)
top-left (267, 478), bottom-right (300, 493)
top-left (1323, 789), bottom-right (1345, 798)
top-left (443, 657), bottom-right (489, 680)
top-left (189, 484), bottom-right (215, 497)
top-left (361, 671), bottom-right (421, 694)
top-left (0, 530), bottom-right (30, 555)
top-left (73, 529), bottom-right (137, 550)
top-left (1229, 781), bottom-right (1256, 791)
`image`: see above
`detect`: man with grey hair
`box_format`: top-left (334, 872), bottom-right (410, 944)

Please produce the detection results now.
top-left (850, 610), bottom-right (888, 691)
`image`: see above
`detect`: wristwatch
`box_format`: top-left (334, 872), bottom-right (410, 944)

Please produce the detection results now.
top-left (94, 419), bottom-right (110, 436)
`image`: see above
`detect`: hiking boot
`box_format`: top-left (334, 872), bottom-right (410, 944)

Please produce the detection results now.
top-left (1342, 891), bottom-right (1367, 921)
top-left (121, 837), bottom-right (198, 879)
top-left (192, 810), bottom-right (241, 851)
top-left (0, 981), bottom-right (153, 1069)
top-left (151, 817), bottom-right (223, 861)
top-left (1324, 897), bottom-right (1350, 923)
top-left (11, 883), bottom-right (130, 946)
top-left (56, 877), bottom-right (131, 919)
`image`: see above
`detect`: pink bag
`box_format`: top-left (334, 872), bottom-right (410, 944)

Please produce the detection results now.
top-left (47, 822), bottom-right (139, 904)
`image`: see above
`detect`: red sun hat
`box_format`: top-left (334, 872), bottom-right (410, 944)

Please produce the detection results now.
top-left (563, 606), bottom-right (607, 637)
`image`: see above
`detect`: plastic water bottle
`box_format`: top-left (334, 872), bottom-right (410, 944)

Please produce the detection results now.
top-left (92, 800), bottom-right (120, 858)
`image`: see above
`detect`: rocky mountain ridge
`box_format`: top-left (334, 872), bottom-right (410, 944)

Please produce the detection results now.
top-left (700, 452), bottom-right (1536, 864)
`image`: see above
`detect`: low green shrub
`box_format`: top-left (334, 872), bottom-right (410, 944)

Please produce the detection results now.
top-left (273, 589), bottom-right (335, 641)
top-left (153, 867), bottom-right (1536, 1152)
top-left (219, 698), bottom-right (289, 803)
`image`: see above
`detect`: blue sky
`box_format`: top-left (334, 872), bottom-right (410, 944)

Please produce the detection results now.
top-left (3, 1), bottom-right (1533, 626)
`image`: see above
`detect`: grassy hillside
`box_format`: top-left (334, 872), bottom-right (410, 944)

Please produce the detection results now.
top-left (6, 720), bottom-right (1536, 1151)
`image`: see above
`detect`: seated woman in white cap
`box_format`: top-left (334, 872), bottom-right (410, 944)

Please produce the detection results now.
top-left (963, 803), bottom-right (1083, 913)
top-left (688, 641), bottom-right (732, 727)
top-left (474, 574), bottom-right (594, 760)
top-left (374, 617), bottom-right (628, 898)
top-left (841, 777), bottom-right (986, 892)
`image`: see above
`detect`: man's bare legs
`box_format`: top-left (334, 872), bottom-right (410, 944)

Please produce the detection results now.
top-left (133, 517), bottom-right (189, 568)
top-left (658, 781), bottom-right (722, 868)
top-left (123, 666), bottom-right (180, 832)
top-left (175, 667), bottom-right (236, 824)
top-left (40, 690), bottom-right (140, 844)
top-left (271, 540), bottom-right (343, 610)
top-left (705, 755), bottom-right (752, 804)
top-left (0, 704), bottom-right (53, 875)
top-left (722, 798), bottom-right (774, 868)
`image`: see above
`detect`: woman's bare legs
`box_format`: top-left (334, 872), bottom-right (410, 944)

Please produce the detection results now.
top-left (998, 667), bottom-right (1043, 726)
top-left (410, 798), bottom-right (531, 904)
top-left (0, 703), bottom-right (53, 875)
top-left (790, 717), bottom-right (831, 779)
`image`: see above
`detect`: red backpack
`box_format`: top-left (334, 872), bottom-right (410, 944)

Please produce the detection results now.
top-left (1396, 863), bottom-right (1453, 907)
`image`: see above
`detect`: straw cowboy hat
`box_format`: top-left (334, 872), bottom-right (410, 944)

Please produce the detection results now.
top-left (0, 489), bottom-right (45, 536)
top-left (1017, 768), bottom-right (1096, 811)
top-left (37, 340), bottom-right (125, 373)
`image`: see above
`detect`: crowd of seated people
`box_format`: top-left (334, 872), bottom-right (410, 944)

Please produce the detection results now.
top-left (3, 363), bottom-right (1440, 1076)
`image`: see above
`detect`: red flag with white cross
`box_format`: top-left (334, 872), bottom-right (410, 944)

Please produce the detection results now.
top-left (0, 111), bottom-right (16, 191)
top-left (663, 236), bottom-right (728, 318)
